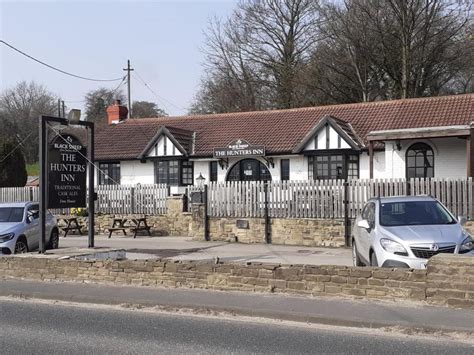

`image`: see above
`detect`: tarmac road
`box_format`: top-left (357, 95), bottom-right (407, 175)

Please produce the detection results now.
top-left (1, 298), bottom-right (472, 354)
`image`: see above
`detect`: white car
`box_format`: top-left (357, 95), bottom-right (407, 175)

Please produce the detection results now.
top-left (0, 202), bottom-right (59, 254)
top-left (352, 196), bottom-right (473, 269)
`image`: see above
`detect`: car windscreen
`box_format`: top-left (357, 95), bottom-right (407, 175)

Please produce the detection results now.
top-left (380, 201), bottom-right (456, 227)
top-left (0, 207), bottom-right (24, 223)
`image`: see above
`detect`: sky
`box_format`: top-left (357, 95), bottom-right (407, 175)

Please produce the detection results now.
top-left (0, 0), bottom-right (237, 116)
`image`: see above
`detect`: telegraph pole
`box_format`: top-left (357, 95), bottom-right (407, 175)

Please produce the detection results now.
top-left (123, 59), bottom-right (134, 119)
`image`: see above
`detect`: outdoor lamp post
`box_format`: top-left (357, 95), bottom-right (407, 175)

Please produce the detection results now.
top-left (196, 173), bottom-right (205, 186)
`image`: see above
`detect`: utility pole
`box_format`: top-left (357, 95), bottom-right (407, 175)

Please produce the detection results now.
top-left (62, 100), bottom-right (65, 118)
top-left (123, 59), bottom-right (134, 119)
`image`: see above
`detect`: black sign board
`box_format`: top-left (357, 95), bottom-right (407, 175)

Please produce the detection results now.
top-left (47, 134), bottom-right (87, 208)
top-left (213, 139), bottom-right (265, 158)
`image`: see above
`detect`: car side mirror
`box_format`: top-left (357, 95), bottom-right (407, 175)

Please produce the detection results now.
top-left (357, 219), bottom-right (371, 230)
top-left (458, 216), bottom-right (468, 226)
top-left (26, 215), bottom-right (33, 224)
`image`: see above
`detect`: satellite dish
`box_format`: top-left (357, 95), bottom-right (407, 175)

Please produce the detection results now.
top-left (67, 109), bottom-right (82, 123)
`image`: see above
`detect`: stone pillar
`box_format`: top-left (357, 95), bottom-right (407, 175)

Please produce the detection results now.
top-left (166, 195), bottom-right (186, 216)
top-left (190, 203), bottom-right (205, 240)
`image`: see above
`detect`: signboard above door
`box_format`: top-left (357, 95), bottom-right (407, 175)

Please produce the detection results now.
top-left (213, 139), bottom-right (265, 158)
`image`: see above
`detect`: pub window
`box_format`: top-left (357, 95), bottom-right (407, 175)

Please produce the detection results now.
top-left (406, 143), bottom-right (434, 179)
top-left (308, 154), bottom-right (359, 180)
top-left (347, 155), bottom-right (359, 180)
top-left (99, 162), bottom-right (121, 185)
top-left (155, 160), bottom-right (193, 186)
top-left (181, 161), bottom-right (194, 185)
top-left (155, 160), bottom-right (179, 185)
top-left (210, 161), bottom-right (218, 182)
top-left (280, 159), bottom-right (290, 181)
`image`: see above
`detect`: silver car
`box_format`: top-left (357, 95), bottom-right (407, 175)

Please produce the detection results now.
top-left (0, 202), bottom-right (59, 255)
top-left (352, 196), bottom-right (473, 269)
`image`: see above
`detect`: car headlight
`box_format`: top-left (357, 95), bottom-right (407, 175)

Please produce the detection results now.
top-left (380, 238), bottom-right (408, 256)
top-left (460, 236), bottom-right (473, 254)
top-left (0, 233), bottom-right (15, 243)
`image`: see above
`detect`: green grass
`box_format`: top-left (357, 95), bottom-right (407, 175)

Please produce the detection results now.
top-left (26, 162), bottom-right (40, 176)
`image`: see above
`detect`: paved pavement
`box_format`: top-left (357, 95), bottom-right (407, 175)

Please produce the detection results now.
top-left (2, 298), bottom-right (472, 354)
top-left (57, 235), bottom-right (352, 265)
top-left (1, 297), bottom-right (472, 354)
top-left (1, 279), bottom-right (474, 335)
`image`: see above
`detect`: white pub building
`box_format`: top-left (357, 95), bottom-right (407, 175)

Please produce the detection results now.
top-left (95, 94), bottom-right (474, 193)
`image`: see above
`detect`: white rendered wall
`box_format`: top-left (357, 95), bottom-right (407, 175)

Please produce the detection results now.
top-left (359, 138), bottom-right (467, 179)
top-left (120, 160), bottom-right (155, 185)
top-left (359, 151), bottom-right (386, 179)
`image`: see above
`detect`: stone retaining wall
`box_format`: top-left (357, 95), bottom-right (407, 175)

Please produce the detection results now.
top-left (207, 217), bottom-right (344, 247)
top-left (1, 254), bottom-right (472, 308)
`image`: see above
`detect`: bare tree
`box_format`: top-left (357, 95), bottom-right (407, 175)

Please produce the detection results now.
top-left (84, 88), bottom-right (125, 127)
top-left (0, 81), bottom-right (58, 163)
top-left (132, 101), bottom-right (167, 118)
top-left (192, 0), bottom-right (321, 113)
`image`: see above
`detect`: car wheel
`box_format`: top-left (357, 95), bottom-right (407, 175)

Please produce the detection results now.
top-left (14, 238), bottom-right (29, 254)
top-left (47, 229), bottom-right (59, 250)
top-left (352, 241), bottom-right (364, 266)
top-left (370, 251), bottom-right (379, 267)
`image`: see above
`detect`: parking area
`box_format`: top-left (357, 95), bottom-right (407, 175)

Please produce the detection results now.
top-left (56, 235), bottom-right (352, 266)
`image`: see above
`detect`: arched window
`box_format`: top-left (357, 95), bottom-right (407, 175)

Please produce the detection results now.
top-left (406, 143), bottom-right (434, 178)
top-left (226, 159), bottom-right (272, 182)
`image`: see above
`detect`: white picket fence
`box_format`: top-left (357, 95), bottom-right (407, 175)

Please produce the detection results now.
top-left (96, 184), bottom-right (169, 215)
top-left (0, 187), bottom-right (38, 202)
top-left (0, 184), bottom-right (169, 215)
top-left (0, 178), bottom-right (472, 218)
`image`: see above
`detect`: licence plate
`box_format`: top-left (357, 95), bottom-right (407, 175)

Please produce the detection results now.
top-left (421, 263), bottom-right (428, 269)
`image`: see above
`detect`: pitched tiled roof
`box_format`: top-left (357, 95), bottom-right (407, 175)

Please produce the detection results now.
top-left (95, 94), bottom-right (474, 161)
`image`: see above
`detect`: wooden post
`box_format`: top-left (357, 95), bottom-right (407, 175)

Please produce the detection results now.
top-left (369, 141), bottom-right (374, 179)
top-left (264, 182), bottom-right (270, 244)
top-left (467, 124), bottom-right (474, 177)
top-left (343, 181), bottom-right (350, 247)
top-left (203, 184), bottom-right (209, 241)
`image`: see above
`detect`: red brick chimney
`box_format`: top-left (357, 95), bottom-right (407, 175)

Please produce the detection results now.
top-left (106, 99), bottom-right (128, 125)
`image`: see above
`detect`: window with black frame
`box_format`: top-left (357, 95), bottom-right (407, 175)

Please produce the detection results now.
top-left (210, 161), bottom-right (218, 182)
top-left (308, 154), bottom-right (359, 180)
top-left (155, 160), bottom-right (194, 186)
top-left (99, 162), bottom-right (121, 185)
top-left (280, 159), bottom-right (290, 180)
top-left (181, 161), bottom-right (193, 185)
top-left (406, 143), bottom-right (434, 178)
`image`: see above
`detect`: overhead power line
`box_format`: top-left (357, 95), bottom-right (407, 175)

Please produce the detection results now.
top-left (0, 40), bottom-right (123, 82)
top-left (133, 70), bottom-right (186, 112)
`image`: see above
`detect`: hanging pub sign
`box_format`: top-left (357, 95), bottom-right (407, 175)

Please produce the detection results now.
top-left (47, 134), bottom-right (87, 209)
top-left (213, 139), bottom-right (265, 158)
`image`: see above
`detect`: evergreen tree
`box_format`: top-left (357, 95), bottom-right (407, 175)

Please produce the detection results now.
top-left (0, 139), bottom-right (28, 187)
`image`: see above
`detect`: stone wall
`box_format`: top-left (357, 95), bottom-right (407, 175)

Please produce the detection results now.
top-left (426, 254), bottom-right (474, 308)
top-left (205, 217), bottom-right (345, 247)
top-left (1, 254), bottom-right (471, 307)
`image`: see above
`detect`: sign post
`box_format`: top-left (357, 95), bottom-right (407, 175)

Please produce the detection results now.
top-left (39, 115), bottom-right (95, 253)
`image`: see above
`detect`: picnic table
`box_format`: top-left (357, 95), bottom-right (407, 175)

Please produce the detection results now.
top-left (129, 217), bottom-right (152, 239)
top-left (60, 216), bottom-right (83, 237)
top-left (107, 217), bottom-right (129, 238)
top-left (106, 216), bottom-right (152, 238)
